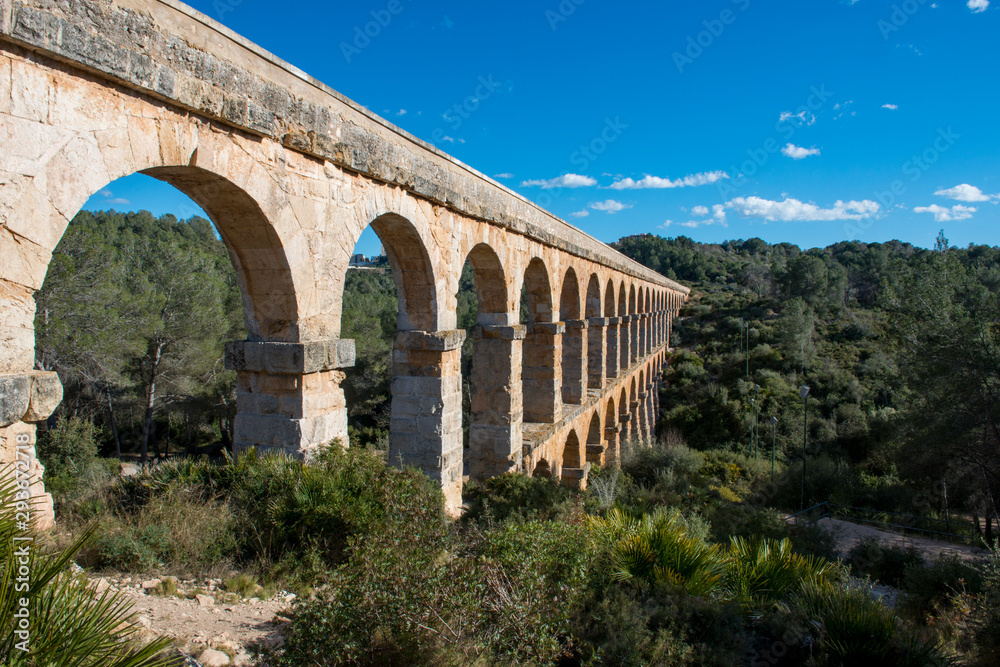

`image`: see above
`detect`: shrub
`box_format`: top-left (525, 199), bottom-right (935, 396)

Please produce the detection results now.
top-left (726, 537), bottom-right (836, 611)
top-left (620, 441), bottom-right (704, 489)
top-left (847, 537), bottom-right (925, 587)
top-left (900, 553), bottom-right (985, 620)
top-left (36, 417), bottom-right (100, 491)
top-left (0, 469), bottom-right (177, 666)
top-left (463, 472), bottom-right (574, 523)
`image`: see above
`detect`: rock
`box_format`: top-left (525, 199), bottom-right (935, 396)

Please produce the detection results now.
top-left (136, 615), bottom-right (152, 629)
top-left (198, 649), bottom-right (231, 667)
top-left (141, 579), bottom-right (161, 591)
top-left (195, 594), bottom-right (215, 607)
top-left (0, 374), bottom-right (31, 427)
top-left (23, 371), bottom-right (63, 422)
top-left (93, 578), bottom-right (110, 594)
top-left (282, 592), bottom-right (297, 603)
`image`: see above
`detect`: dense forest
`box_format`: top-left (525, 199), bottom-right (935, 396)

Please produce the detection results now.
top-left (23, 210), bottom-right (1000, 665)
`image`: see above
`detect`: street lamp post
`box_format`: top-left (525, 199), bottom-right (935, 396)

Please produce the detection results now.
top-left (753, 384), bottom-right (761, 460)
top-left (749, 398), bottom-right (755, 458)
top-left (799, 385), bottom-right (811, 511)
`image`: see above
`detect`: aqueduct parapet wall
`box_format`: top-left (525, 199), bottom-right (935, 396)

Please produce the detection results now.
top-left (0, 0), bottom-right (689, 520)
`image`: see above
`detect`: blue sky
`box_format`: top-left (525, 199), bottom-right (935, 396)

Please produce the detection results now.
top-left (84, 0), bottom-right (999, 256)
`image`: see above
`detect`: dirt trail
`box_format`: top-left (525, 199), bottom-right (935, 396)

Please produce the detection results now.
top-left (86, 573), bottom-right (292, 666)
top-left (815, 517), bottom-right (988, 562)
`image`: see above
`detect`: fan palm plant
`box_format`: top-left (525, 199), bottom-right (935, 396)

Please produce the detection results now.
top-left (725, 536), bottom-right (834, 611)
top-left (589, 507), bottom-right (726, 596)
top-left (0, 468), bottom-right (178, 666)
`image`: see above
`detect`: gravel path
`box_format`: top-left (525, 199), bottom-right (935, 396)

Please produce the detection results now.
top-left (816, 517), bottom-right (988, 562)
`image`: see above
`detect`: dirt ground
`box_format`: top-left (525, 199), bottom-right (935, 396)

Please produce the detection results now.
top-left (85, 573), bottom-right (292, 666)
top-left (817, 517), bottom-right (989, 562)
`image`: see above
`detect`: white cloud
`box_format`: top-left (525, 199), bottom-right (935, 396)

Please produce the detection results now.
top-left (569, 210), bottom-right (590, 218)
top-left (725, 196), bottom-right (880, 222)
top-left (968, 0), bottom-right (989, 12)
top-left (98, 189), bottom-right (131, 206)
top-left (609, 171), bottom-right (729, 190)
top-left (520, 173), bottom-right (597, 189)
top-left (439, 136), bottom-right (466, 144)
top-left (779, 110), bottom-right (816, 126)
top-left (493, 173), bottom-right (514, 179)
top-left (781, 144), bottom-right (821, 160)
top-left (914, 204), bottom-right (977, 222)
top-left (661, 204), bottom-right (728, 230)
top-left (934, 183), bottom-right (998, 203)
top-left (589, 200), bottom-right (632, 214)
top-left (882, 103), bottom-right (899, 110)
top-left (396, 109), bottom-right (407, 116)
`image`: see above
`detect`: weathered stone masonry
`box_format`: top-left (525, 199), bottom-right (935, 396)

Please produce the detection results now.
top-left (0, 0), bottom-right (688, 520)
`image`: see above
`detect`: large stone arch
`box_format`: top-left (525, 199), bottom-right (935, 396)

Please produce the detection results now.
top-left (522, 257), bottom-right (560, 423)
top-left (618, 283), bottom-right (629, 372)
top-left (559, 267), bottom-right (585, 405)
top-left (463, 242), bottom-right (523, 482)
top-left (585, 274), bottom-right (605, 391)
top-left (560, 429), bottom-right (585, 489)
top-left (585, 411), bottom-right (604, 466)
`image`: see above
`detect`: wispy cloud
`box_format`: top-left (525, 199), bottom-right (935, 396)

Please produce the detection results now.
top-left (569, 210), bottom-right (590, 218)
top-left (609, 171), bottom-right (729, 190)
top-left (934, 183), bottom-right (998, 203)
top-left (968, 0), bottom-right (989, 13)
top-left (914, 204), bottom-right (977, 222)
top-left (440, 136), bottom-right (466, 144)
top-left (662, 204), bottom-right (727, 229)
top-left (882, 103), bottom-right (899, 110)
top-left (396, 109), bottom-right (407, 116)
top-left (98, 188), bottom-right (130, 206)
top-left (781, 144), bottom-right (821, 160)
top-left (726, 196), bottom-right (880, 222)
top-left (493, 173), bottom-right (514, 179)
top-left (520, 173), bottom-right (597, 189)
top-left (589, 200), bottom-right (632, 214)
top-left (778, 110), bottom-right (816, 126)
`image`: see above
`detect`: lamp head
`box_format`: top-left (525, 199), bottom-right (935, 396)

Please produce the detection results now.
top-left (799, 385), bottom-right (811, 400)
top-left (770, 416), bottom-right (778, 425)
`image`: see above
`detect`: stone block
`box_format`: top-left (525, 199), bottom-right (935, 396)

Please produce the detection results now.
top-left (395, 329), bottom-right (466, 352)
top-left (23, 371), bottom-right (61, 422)
top-left (0, 373), bottom-right (30, 427)
top-left (530, 322), bottom-right (565, 335)
top-left (0, 56), bottom-right (10, 115)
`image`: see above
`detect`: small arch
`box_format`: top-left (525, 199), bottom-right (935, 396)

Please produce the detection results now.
top-left (522, 258), bottom-right (553, 323)
top-left (465, 243), bottom-right (508, 325)
top-left (533, 459), bottom-right (552, 478)
top-left (522, 258), bottom-right (558, 422)
top-left (605, 279), bottom-right (617, 318)
top-left (560, 268), bottom-right (584, 404)
top-left (559, 268), bottom-right (581, 321)
top-left (563, 429), bottom-right (582, 469)
top-left (586, 411), bottom-right (603, 465)
top-left (586, 274), bottom-right (602, 319)
top-left (367, 213), bottom-right (438, 331)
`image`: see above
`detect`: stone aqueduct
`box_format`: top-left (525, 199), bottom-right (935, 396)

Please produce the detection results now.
top-left (0, 0), bottom-right (688, 519)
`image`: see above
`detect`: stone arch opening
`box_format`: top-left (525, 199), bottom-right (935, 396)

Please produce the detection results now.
top-left (637, 285), bottom-right (647, 358)
top-left (628, 285), bottom-right (638, 365)
top-left (559, 267), bottom-right (584, 405)
top-left (618, 283), bottom-right (629, 373)
top-left (637, 369), bottom-right (648, 446)
top-left (604, 396), bottom-right (619, 465)
top-left (366, 213), bottom-right (438, 332)
top-left (533, 458), bottom-right (552, 478)
top-left (459, 243), bottom-right (521, 483)
top-left (563, 429), bottom-right (582, 470)
top-left (561, 429), bottom-right (585, 489)
top-left (605, 279), bottom-right (618, 380)
top-left (586, 274), bottom-right (604, 390)
top-left (618, 386), bottom-right (631, 451)
top-left (585, 411), bottom-right (603, 465)
top-left (521, 258), bottom-right (559, 423)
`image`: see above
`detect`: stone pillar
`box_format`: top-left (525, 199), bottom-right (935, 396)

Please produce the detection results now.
top-left (604, 423), bottom-right (621, 466)
top-left (637, 392), bottom-right (649, 447)
top-left (561, 463), bottom-right (591, 491)
top-left (586, 440), bottom-right (606, 467)
top-left (523, 322), bottom-right (564, 423)
top-left (587, 317), bottom-right (608, 390)
top-left (638, 313), bottom-right (647, 359)
top-left (619, 412), bottom-right (633, 451)
top-left (667, 309), bottom-right (675, 350)
top-left (562, 320), bottom-right (588, 405)
top-left (630, 315), bottom-right (640, 365)
top-left (646, 382), bottom-right (656, 442)
top-left (0, 372), bottom-right (63, 530)
top-left (606, 317), bottom-right (621, 379)
top-left (226, 339), bottom-right (355, 457)
top-left (619, 316), bottom-right (631, 373)
top-left (388, 330), bottom-right (466, 514)
top-left (468, 324), bottom-right (526, 480)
